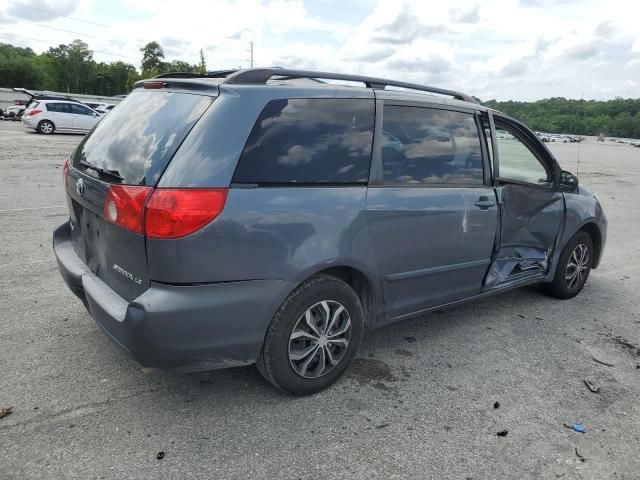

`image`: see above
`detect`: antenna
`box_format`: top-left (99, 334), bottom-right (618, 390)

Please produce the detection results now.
top-left (576, 91), bottom-right (583, 179)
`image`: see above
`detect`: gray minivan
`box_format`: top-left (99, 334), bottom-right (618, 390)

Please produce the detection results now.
top-left (54, 68), bottom-right (607, 395)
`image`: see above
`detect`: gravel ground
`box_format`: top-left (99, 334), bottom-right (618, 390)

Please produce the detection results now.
top-left (1, 120), bottom-right (639, 480)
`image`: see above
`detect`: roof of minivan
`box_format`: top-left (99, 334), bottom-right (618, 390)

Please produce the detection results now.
top-left (136, 68), bottom-right (486, 112)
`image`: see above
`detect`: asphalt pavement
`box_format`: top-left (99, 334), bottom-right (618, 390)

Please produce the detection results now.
top-left (1, 120), bottom-right (638, 479)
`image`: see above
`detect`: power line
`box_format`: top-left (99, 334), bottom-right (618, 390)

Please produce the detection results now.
top-left (0, 16), bottom-right (96, 38)
top-left (0, 32), bottom-right (138, 61)
top-left (7, 1), bottom-right (108, 27)
top-left (33, 22), bottom-right (94, 38)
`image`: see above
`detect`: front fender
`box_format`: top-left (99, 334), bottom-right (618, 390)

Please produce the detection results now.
top-left (549, 187), bottom-right (607, 278)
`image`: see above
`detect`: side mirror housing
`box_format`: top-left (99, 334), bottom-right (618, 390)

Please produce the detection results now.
top-left (559, 170), bottom-right (579, 192)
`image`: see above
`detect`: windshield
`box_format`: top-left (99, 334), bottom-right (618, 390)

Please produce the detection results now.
top-left (72, 90), bottom-right (214, 185)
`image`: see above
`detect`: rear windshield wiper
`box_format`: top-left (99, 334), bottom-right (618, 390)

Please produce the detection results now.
top-left (79, 160), bottom-right (124, 182)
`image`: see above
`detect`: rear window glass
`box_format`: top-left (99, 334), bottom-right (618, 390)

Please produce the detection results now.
top-left (381, 105), bottom-right (484, 186)
top-left (72, 91), bottom-right (213, 185)
top-left (233, 98), bottom-right (374, 184)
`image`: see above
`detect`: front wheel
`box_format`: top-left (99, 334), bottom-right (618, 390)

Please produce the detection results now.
top-left (257, 275), bottom-right (364, 395)
top-left (544, 231), bottom-right (593, 299)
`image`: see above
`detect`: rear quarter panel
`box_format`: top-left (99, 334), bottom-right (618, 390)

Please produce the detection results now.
top-left (146, 187), bottom-right (384, 311)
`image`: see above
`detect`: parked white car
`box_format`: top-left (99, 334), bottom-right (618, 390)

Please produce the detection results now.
top-left (22, 100), bottom-right (101, 134)
top-left (4, 104), bottom-right (26, 120)
top-left (95, 104), bottom-right (116, 114)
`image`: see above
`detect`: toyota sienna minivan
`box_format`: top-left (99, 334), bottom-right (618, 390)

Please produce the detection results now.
top-left (54, 68), bottom-right (607, 395)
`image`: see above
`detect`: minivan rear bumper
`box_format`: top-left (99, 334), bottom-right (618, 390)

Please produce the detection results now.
top-left (53, 221), bottom-right (294, 371)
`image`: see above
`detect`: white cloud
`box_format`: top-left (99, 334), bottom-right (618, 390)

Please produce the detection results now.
top-left (2, 0), bottom-right (640, 100)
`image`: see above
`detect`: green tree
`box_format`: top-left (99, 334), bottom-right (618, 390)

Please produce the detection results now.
top-left (166, 59), bottom-right (196, 73)
top-left (140, 41), bottom-right (164, 77)
top-left (44, 40), bottom-right (95, 93)
top-left (483, 97), bottom-right (640, 137)
top-left (0, 43), bottom-right (44, 88)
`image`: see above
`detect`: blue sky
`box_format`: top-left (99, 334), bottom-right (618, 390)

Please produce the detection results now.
top-left (1, 0), bottom-right (639, 100)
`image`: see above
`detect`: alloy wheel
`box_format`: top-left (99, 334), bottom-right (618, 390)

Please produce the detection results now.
top-left (288, 300), bottom-right (351, 378)
top-left (565, 243), bottom-right (590, 290)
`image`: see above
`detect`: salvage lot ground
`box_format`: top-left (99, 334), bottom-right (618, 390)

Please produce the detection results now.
top-left (1, 120), bottom-right (639, 479)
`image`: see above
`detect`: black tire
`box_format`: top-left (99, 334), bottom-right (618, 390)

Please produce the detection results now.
top-left (257, 274), bottom-right (364, 395)
top-left (38, 120), bottom-right (55, 135)
top-left (544, 231), bottom-right (593, 299)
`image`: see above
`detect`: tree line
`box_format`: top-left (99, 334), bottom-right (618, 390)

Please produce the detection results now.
top-left (483, 98), bottom-right (640, 138)
top-left (0, 40), bottom-right (206, 97)
top-left (1, 38), bottom-right (639, 137)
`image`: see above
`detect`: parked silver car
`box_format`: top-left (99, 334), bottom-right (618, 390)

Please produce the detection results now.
top-left (22, 100), bottom-right (101, 134)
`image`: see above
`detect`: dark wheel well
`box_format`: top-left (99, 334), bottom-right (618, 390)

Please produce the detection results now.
top-left (580, 223), bottom-right (602, 268)
top-left (317, 266), bottom-right (375, 327)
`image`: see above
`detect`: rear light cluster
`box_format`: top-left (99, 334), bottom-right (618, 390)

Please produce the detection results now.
top-left (28, 109), bottom-right (43, 116)
top-left (103, 186), bottom-right (228, 239)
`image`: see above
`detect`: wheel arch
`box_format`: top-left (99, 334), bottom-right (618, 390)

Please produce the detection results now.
top-left (580, 222), bottom-right (602, 269)
top-left (291, 264), bottom-right (381, 329)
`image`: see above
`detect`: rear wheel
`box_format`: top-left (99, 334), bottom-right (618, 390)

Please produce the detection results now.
top-left (257, 275), bottom-right (364, 395)
top-left (38, 120), bottom-right (55, 134)
top-left (544, 231), bottom-right (593, 299)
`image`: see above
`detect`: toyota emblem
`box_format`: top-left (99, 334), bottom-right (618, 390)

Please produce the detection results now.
top-left (76, 178), bottom-right (85, 196)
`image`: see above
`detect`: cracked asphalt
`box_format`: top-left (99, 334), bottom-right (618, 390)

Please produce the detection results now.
top-left (1, 120), bottom-right (639, 479)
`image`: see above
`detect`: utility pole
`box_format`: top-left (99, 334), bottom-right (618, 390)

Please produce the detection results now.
top-left (248, 41), bottom-right (254, 68)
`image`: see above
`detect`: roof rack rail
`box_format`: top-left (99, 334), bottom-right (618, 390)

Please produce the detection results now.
top-left (155, 69), bottom-right (238, 79)
top-left (223, 68), bottom-right (477, 104)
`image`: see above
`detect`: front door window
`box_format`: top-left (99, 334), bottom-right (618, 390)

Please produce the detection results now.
top-left (494, 122), bottom-right (550, 185)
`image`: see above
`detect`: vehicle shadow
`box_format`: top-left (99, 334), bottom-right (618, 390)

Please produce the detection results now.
top-left (137, 284), bottom-right (552, 406)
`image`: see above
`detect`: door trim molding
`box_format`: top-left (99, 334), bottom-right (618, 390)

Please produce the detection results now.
top-left (385, 258), bottom-right (491, 283)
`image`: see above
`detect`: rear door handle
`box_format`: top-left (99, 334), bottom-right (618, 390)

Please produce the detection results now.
top-left (474, 196), bottom-right (495, 210)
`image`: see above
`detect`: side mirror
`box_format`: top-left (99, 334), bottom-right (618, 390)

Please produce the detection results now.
top-left (559, 170), bottom-right (579, 192)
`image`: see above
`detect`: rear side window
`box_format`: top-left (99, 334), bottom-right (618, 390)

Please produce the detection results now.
top-left (46, 103), bottom-right (69, 113)
top-left (233, 98), bottom-right (374, 184)
top-left (70, 104), bottom-right (94, 115)
top-left (381, 106), bottom-right (484, 186)
top-left (73, 91), bottom-right (213, 185)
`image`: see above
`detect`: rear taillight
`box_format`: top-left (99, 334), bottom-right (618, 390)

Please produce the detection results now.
top-left (103, 186), bottom-right (228, 238)
top-left (28, 109), bottom-right (42, 116)
top-left (145, 189), bottom-right (228, 239)
top-left (63, 158), bottom-right (69, 191)
top-left (104, 185), bottom-right (153, 234)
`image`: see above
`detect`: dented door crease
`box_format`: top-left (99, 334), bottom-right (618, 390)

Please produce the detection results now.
top-left (484, 184), bottom-right (565, 289)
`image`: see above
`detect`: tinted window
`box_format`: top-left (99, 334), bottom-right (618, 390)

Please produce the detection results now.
top-left (70, 104), bottom-right (93, 115)
top-left (233, 98), bottom-right (374, 184)
top-left (46, 103), bottom-right (69, 113)
top-left (381, 106), bottom-right (483, 185)
top-left (73, 91), bottom-right (213, 185)
top-left (494, 122), bottom-right (549, 184)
